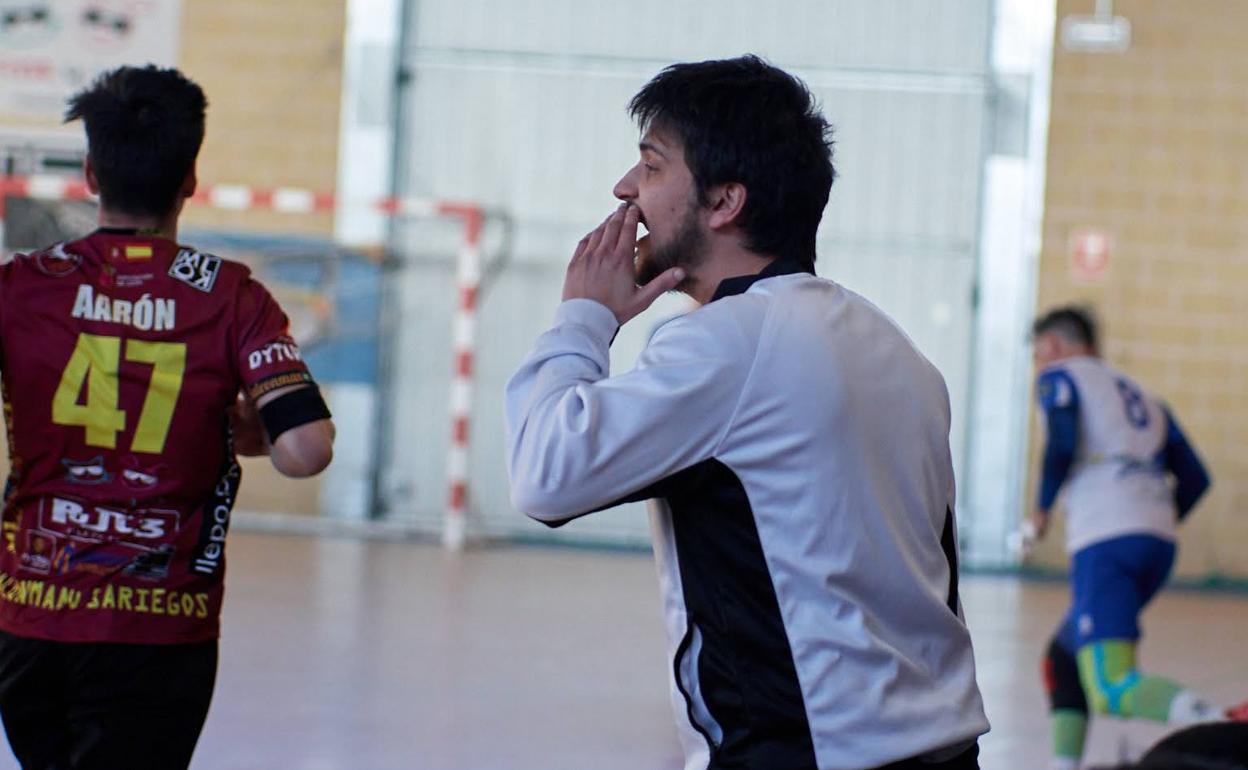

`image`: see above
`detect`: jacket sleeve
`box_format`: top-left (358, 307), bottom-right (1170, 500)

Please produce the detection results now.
top-left (505, 299), bottom-right (749, 524)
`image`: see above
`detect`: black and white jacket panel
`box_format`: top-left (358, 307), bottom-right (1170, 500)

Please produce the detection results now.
top-left (505, 265), bottom-right (989, 770)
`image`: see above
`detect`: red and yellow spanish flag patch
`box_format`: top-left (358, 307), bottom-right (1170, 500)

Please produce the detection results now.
top-left (124, 244), bottom-right (154, 261)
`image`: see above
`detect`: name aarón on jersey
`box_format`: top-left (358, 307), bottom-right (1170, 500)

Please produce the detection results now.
top-left (71, 285), bottom-right (176, 332)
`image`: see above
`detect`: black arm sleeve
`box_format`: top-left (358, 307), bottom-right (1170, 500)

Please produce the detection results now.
top-left (259, 385), bottom-right (332, 443)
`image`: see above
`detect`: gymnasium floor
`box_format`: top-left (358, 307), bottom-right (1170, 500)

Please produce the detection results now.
top-left (0, 532), bottom-right (1244, 770)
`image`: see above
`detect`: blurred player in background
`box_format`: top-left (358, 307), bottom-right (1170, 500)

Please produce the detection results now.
top-left (507, 55), bottom-right (988, 770)
top-left (0, 66), bottom-right (334, 769)
top-left (1030, 306), bottom-right (1244, 770)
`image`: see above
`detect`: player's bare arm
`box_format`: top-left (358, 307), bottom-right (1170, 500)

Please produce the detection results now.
top-left (253, 384), bottom-right (335, 478)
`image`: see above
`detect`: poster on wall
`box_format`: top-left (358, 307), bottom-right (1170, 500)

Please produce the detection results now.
top-left (1068, 227), bottom-right (1112, 283)
top-left (0, 1), bottom-right (181, 119)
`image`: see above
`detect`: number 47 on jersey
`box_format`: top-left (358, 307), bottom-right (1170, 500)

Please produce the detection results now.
top-left (52, 332), bottom-right (186, 455)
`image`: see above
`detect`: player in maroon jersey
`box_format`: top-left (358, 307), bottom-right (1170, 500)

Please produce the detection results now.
top-left (0, 66), bottom-right (335, 769)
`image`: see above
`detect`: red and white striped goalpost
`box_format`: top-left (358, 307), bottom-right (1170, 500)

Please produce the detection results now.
top-left (0, 174), bottom-right (486, 550)
top-left (440, 205), bottom-right (483, 551)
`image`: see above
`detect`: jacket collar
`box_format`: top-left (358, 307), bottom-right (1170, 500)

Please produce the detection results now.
top-left (710, 256), bottom-right (813, 302)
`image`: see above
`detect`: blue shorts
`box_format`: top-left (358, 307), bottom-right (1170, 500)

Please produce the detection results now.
top-left (1055, 534), bottom-right (1176, 653)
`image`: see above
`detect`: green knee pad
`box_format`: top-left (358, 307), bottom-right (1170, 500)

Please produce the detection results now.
top-left (1076, 640), bottom-right (1179, 721)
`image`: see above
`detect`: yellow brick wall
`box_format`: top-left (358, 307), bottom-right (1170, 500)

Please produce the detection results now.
top-left (2, 0), bottom-right (348, 516)
top-left (177, 0), bottom-right (348, 516)
top-left (178, 0), bottom-right (346, 237)
top-left (1028, 0), bottom-right (1248, 578)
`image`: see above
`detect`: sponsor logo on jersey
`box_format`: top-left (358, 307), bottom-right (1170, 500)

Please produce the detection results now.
top-left (31, 243), bottom-right (82, 278)
top-left (38, 497), bottom-right (180, 545)
top-left (1115, 457), bottom-right (1166, 480)
top-left (2, 519), bottom-right (16, 557)
top-left (0, 572), bottom-right (213, 619)
top-left (17, 535), bottom-right (133, 579)
top-left (247, 371), bottom-right (314, 400)
top-left (247, 338), bottom-right (303, 370)
top-left (18, 531), bottom-right (57, 575)
top-left (124, 544), bottom-right (175, 581)
top-left (124, 244), bottom-right (153, 261)
top-left (191, 455), bottom-right (241, 576)
top-left (73, 551), bottom-right (130, 574)
top-left (16, 534), bottom-right (101, 578)
top-left (115, 273), bottom-right (154, 288)
top-left (168, 249), bottom-right (222, 293)
top-left (122, 469), bottom-right (157, 488)
top-left (1078, 613), bottom-right (1094, 637)
top-left (62, 456), bottom-right (110, 485)
top-left (120, 459), bottom-right (164, 490)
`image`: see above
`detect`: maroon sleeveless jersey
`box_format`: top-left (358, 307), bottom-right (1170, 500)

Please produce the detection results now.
top-left (0, 229), bottom-right (312, 643)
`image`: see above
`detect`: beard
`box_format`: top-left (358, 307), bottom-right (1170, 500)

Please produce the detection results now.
top-left (634, 201), bottom-right (707, 288)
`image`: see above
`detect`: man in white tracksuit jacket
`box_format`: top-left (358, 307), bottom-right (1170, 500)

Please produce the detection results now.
top-left (505, 56), bottom-right (989, 770)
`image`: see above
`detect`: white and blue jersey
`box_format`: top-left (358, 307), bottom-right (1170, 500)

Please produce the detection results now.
top-left (1036, 356), bottom-right (1210, 554)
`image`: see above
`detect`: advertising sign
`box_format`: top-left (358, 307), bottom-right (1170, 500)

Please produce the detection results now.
top-left (0, 1), bottom-right (181, 119)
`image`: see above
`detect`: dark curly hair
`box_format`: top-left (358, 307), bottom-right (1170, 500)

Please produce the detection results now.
top-left (628, 55), bottom-right (835, 270)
